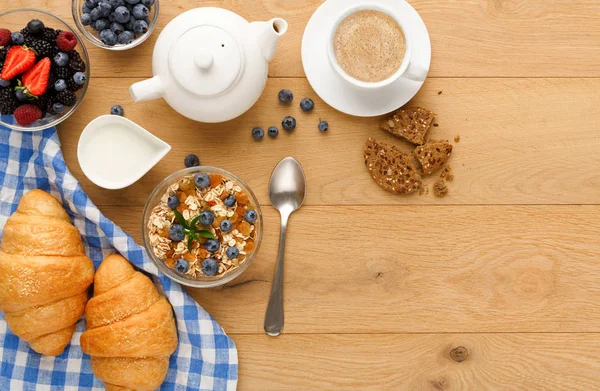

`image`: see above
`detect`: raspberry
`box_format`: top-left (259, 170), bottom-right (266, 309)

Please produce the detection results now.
top-left (13, 104), bottom-right (42, 126)
top-left (0, 29), bottom-right (11, 46)
top-left (56, 31), bottom-right (77, 52)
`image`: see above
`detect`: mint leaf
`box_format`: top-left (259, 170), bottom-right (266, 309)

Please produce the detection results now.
top-left (172, 209), bottom-right (189, 229)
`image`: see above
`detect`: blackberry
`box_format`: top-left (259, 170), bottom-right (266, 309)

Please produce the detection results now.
top-left (53, 66), bottom-right (72, 81)
top-left (35, 94), bottom-right (51, 113)
top-left (48, 72), bottom-right (56, 89)
top-left (42, 27), bottom-right (57, 43)
top-left (0, 88), bottom-right (18, 115)
top-left (0, 46), bottom-right (10, 62)
top-left (25, 37), bottom-right (53, 58)
top-left (55, 91), bottom-right (76, 106)
top-left (19, 28), bottom-right (30, 39)
top-left (67, 77), bottom-right (84, 92)
top-left (68, 50), bottom-right (86, 72)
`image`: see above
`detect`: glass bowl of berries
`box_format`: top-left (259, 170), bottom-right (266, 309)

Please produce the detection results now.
top-left (0, 9), bottom-right (90, 131)
top-left (143, 166), bottom-right (263, 288)
top-left (72, 0), bottom-right (159, 50)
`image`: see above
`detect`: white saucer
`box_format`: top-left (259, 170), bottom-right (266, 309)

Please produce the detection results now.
top-left (301, 0), bottom-right (431, 117)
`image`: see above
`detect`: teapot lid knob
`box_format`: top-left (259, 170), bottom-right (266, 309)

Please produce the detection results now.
top-left (194, 49), bottom-right (214, 70)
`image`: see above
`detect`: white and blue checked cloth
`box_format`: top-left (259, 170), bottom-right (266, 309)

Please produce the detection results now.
top-left (0, 121), bottom-right (238, 391)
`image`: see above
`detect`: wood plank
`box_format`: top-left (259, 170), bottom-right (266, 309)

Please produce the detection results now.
top-left (14, 0), bottom-right (600, 78)
top-left (101, 205), bottom-right (600, 334)
top-left (59, 77), bottom-right (600, 206)
top-left (237, 333), bottom-right (600, 390)
top-left (235, 333), bottom-right (600, 390)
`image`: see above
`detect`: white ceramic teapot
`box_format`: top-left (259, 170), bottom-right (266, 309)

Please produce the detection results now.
top-left (129, 8), bottom-right (288, 123)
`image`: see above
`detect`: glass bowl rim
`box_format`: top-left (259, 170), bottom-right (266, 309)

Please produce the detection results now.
top-left (71, 0), bottom-right (159, 51)
top-left (0, 8), bottom-right (90, 132)
top-left (142, 166), bottom-right (264, 288)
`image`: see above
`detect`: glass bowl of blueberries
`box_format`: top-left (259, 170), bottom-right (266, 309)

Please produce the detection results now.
top-left (142, 166), bottom-right (264, 288)
top-left (72, 0), bottom-right (158, 50)
top-left (0, 9), bottom-right (90, 131)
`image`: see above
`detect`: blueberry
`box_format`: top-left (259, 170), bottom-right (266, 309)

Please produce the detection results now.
top-left (117, 30), bottom-right (135, 44)
top-left (108, 12), bottom-right (116, 23)
top-left (94, 18), bottom-right (110, 31)
top-left (110, 104), bottom-right (124, 116)
top-left (167, 195), bottom-right (179, 210)
top-left (199, 210), bottom-right (215, 226)
top-left (51, 103), bottom-right (65, 114)
top-left (204, 239), bottom-right (220, 253)
top-left (0, 78), bottom-right (10, 88)
top-left (125, 21), bottom-right (134, 31)
top-left (107, 0), bottom-right (125, 7)
top-left (80, 13), bottom-right (92, 26)
top-left (99, 29), bottom-right (118, 45)
top-left (126, 0), bottom-right (140, 4)
top-left (10, 32), bottom-right (24, 45)
top-left (300, 98), bottom-right (314, 112)
top-left (220, 219), bottom-right (232, 232)
top-left (282, 116), bottom-right (296, 131)
top-left (110, 22), bottom-right (125, 35)
top-left (244, 210), bottom-right (257, 224)
top-left (194, 173), bottom-right (210, 189)
top-left (73, 72), bottom-right (86, 86)
top-left (184, 154), bottom-right (200, 168)
top-left (252, 127), bottom-right (264, 140)
top-left (169, 224), bottom-right (185, 242)
top-left (278, 89), bottom-right (293, 104)
top-left (226, 246), bottom-right (239, 259)
top-left (201, 258), bottom-right (219, 276)
top-left (27, 19), bottom-right (45, 35)
top-left (113, 6), bottom-right (130, 23)
top-left (54, 79), bottom-right (67, 92)
top-left (82, 3), bottom-right (92, 13)
top-left (15, 89), bottom-right (28, 102)
top-left (85, 0), bottom-right (99, 8)
top-left (268, 126), bottom-right (279, 138)
top-left (318, 120), bottom-right (329, 132)
top-left (133, 20), bottom-right (148, 34)
top-left (175, 259), bottom-right (190, 273)
top-left (141, 0), bottom-right (154, 6)
top-left (132, 4), bottom-right (149, 19)
top-left (98, 1), bottom-right (112, 17)
top-left (223, 194), bottom-right (236, 208)
top-left (90, 7), bottom-right (102, 21)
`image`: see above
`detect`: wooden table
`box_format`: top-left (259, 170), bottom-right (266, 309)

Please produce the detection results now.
top-left (9, 0), bottom-right (600, 389)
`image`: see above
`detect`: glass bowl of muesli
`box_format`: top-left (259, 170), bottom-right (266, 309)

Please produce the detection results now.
top-left (143, 167), bottom-right (263, 288)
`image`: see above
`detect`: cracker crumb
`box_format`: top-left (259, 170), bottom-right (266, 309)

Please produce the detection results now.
top-left (440, 166), bottom-right (454, 182)
top-left (433, 179), bottom-right (448, 198)
top-left (419, 184), bottom-right (429, 196)
top-left (438, 91), bottom-right (443, 95)
top-left (433, 123), bottom-right (439, 127)
top-left (454, 135), bottom-right (460, 142)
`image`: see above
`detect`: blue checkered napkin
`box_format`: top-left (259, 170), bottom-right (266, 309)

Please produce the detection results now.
top-left (0, 121), bottom-right (238, 391)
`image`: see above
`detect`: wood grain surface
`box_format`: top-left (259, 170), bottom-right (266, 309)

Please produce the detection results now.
top-left (5, 0), bottom-right (600, 389)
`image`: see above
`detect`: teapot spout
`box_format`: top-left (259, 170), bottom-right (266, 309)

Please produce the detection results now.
top-left (130, 76), bottom-right (164, 103)
top-left (251, 18), bottom-right (288, 62)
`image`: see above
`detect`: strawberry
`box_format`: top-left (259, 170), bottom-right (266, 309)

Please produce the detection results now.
top-left (21, 57), bottom-right (50, 96)
top-left (0, 29), bottom-right (11, 46)
top-left (13, 104), bottom-right (42, 126)
top-left (0, 46), bottom-right (36, 80)
top-left (56, 31), bottom-right (77, 52)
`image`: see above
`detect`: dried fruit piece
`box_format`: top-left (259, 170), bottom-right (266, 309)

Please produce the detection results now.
top-left (244, 241), bottom-right (254, 252)
top-left (364, 138), bottom-right (422, 195)
top-left (210, 174), bottom-right (222, 187)
top-left (414, 141), bottom-right (453, 175)
top-left (236, 192), bottom-right (249, 205)
top-left (238, 221), bottom-right (252, 236)
top-left (380, 107), bottom-right (435, 145)
top-left (183, 252), bottom-right (196, 262)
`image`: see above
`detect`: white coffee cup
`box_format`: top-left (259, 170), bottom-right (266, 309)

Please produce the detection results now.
top-left (327, 3), bottom-right (428, 90)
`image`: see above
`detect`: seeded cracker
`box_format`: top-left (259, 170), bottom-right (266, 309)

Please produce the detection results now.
top-left (380, 107), bottom-right (435, 145)
top-left (433, 179), bottom-right (449, 198)
top-left (414, 141), bottom-right (453, 175)
top-left (364, 138), bottom-right (422, 194)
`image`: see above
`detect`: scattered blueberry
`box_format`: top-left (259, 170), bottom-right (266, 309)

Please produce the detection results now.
top-left (117, 30), bottom-right (135, 44)
top-left (167, 195), bottom-right (179, 209)
top-left (90, 7), bottom-right (102, 21)
top-left (133, 20), bottom-right (148, 34)
top-left (113, 6), bottom-right (130, 23)
top-left (201, 258), bottom-right (219, 276)
top-left (110, 104), bottom-right (124, 116)
top-left (54, 79), bottom-right (67, 92)
top-left (10, 32), bottom-right (24, 45)
top-left (194, 173), bottom-right (210, 189)
top-left (199, 210), bottom-right (215, 226)
top-left (282, 116), bottom-right (296, 131)
top-left (169, 224), bottom-right (185, 242)
top-left (81, 13), bottom-right (92, 26)
top-left (175, 259), bottom-right (190, 273)
top-left (252, 127), bottom-right (264, 140)
top-left (220, 219), bottom-right (232, 232)
top-left (204, 239), bottom-right (220, 253)
top-left (268, 126), bottom-right (279, 138)
top-left (226, 246), bottom-right (239, 259)
top-left (141, 0), bottom-right (154, 6)
top-left (244, 210), bottom-right (257, 224)
top-left (93, 18), bottom-right (110, 31)
top-left (300, 98), bottom-right (314, 112)
top-left (184, 154), bottom-right (200, 168)
top-left (110, 22), bottom-right (125, 35)
top-left (27, 19), bottom-right (45, 35)
top-left (99, 29), bottom-right (118, 45)
top-left (73, 72), bottom-right (86, 86)
top-left (318, 120), bottom-right (329, 132)
top-left (15, 89), bottom-right (28, 102)
top-left (0, 78), bottom-right (10, 88)
top-left (52, 103), bottom-right (65, 114)
top-left (223, 194), bottom-right (236, 208)
top-left (132, 4), bottom-right (149, 19)
top-left (278, 89), bottom-right (293, 104)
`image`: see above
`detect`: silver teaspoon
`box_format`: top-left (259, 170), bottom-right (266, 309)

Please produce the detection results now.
top-left (264, 157), bottom-right (306, 336)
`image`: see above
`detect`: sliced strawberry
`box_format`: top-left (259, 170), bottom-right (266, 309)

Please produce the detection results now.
top-left (21, 57), bottom-right (50, 96)
top-left (0, 46), bottom-right (36, 80)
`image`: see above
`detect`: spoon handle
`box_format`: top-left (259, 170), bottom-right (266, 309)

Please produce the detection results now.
top-left (264, 213), bottom-right (289, 336)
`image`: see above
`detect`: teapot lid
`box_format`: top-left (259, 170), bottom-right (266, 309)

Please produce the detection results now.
top-left (169, 25), bottom-right (243, 96)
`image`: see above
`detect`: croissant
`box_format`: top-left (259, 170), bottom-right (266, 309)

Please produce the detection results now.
top-left (0, 189), bottom-right (95, 356)
top-left (81, 254), bottom-right (178, 391)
